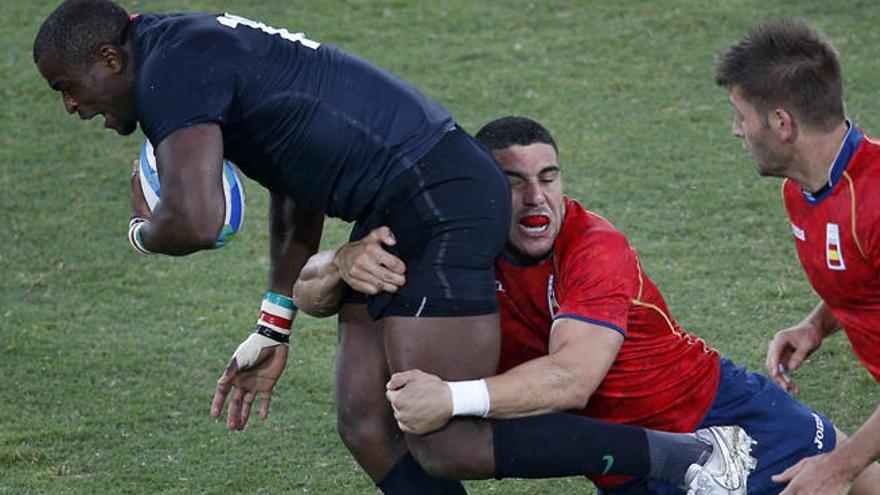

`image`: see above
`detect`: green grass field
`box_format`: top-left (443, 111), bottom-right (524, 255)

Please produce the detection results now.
top-left (3, 0), bottom-right (879, 493)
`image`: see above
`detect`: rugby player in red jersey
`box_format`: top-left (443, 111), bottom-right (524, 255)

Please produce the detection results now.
top-left (716, 19), bottom-right (880, 495)
top-left (385, 116), bottom-right (880, 494)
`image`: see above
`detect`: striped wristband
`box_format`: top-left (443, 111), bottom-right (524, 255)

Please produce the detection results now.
top-left (127, 217), bottom-right (154, 255)
top-left (257, 291), bottom-right (297, 337)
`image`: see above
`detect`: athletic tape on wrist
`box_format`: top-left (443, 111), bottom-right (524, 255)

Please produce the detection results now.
top-left (231, 332), bottom-right (283, 370)
top-left (257, 291), bottom-right (296, 336)
top-left (127, 217), bottom-right (154, 255)
top-left (447, 379), bottom-right (490, 417)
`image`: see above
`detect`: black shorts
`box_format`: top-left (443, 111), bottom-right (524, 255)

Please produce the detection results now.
top-left (346, 127), bottom-right (510, 319)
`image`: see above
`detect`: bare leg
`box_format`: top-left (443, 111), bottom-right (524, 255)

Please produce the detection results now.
top-left (383, 314), bottom-right (500, 479)
top-left (335, 303), bottom-right (405, 482)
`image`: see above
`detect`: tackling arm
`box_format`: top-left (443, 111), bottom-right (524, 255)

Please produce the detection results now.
top-left (485, 318), bottom-right (623, 417)
top-left (292, 249), bottom-right (347, 318)
top-left (387, 318), bottom-right (623, 433)
top-left (293, 226), bottom-right (405, 317)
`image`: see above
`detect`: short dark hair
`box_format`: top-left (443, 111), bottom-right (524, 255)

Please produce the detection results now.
top-left (33, 0), bottom-right (130, 65)
top-left (715, 18), bottom-right (844, 130)
top-left (475, 116), bottom-right (558, 153)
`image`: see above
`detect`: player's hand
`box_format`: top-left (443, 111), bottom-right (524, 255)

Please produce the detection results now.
top-left (333, 226), bottom-right (406, 295)
top-left (773, 452), bottom-right (855, 495)
top-left (385, 369), bottom-right (453, 435)
top-left (130, 159), bottom-right (151, 220)
top-left (764, 322), bottom-right (823, 394)
top-left (211, 339), bottom-right (288, 430)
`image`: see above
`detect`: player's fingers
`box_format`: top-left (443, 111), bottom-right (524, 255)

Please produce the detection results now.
top-left (240, 390), bottom-right (256, 428)
top-left (227, 387), bottom-right (244, 430)
top-left (368, 226), bottom-right (397, 246)
top-left (765, 336), bottom-right (787, 374)
top-left (386, 371), bottom-right (411, 390)
top-left (771, 459), bottom-right (804, 483)
top-left (787, 347), bottom-right (808, 371)
top-left (211, 359), bottom-right (238, 418)
top-left (375, 250), bottom-right (406, 275)
top-left (349, 275), bottom-right (382, 295)
top-left (259, 391), bottom-right (272, 420)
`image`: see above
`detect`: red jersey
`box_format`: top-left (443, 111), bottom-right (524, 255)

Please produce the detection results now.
top-left (495, 198), bottom-right (720, 432)
top-left (783, 124), bottom-right (880, 381)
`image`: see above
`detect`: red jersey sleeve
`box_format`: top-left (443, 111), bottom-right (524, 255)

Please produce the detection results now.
top-left (553, 206), bottom-right (638, 336)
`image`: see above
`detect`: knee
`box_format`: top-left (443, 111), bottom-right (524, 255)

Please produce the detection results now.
top-left (336, 395), bottom-right (395, 456)
top-left (407, 422), bottom-right (491, 479)
top-left (408, 437), bottom-right (463, 479)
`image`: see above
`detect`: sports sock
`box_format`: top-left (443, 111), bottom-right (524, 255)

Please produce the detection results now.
top-left (492, 413), bottom-right (651, 479)
top-left (645, 430), bottom-right (711, 487)
top-left (377, 452), bottom-right (468, 495)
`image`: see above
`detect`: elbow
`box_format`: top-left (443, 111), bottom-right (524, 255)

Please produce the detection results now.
top-left (188, 222), bottom-right (223, 250)
top-left (558, 384), bottom-right (594, 411)
top-left (292, 285), bottom-right (340, 318)
top-left (295, 299), bottom-right (337, 318)
top-left (170, 221), bottom-right (220, 254)
top-left (156, 219), bottom-right (221, 255)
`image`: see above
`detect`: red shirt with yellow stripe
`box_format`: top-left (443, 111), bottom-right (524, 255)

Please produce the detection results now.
top-left (495, 198), bottom-right (720, 431)
top-left (783, 123), bottom-right (880, 381)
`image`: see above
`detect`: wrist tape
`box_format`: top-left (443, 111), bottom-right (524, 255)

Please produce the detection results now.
top-left (447, 379), bottom-right (490, 417)
top-left (232, 332), bottom-right (281, 369)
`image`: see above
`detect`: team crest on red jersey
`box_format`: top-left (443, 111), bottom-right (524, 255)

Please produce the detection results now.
top-left (547, 275), bottom-right (559, 318)
top-left (826, 223), bottom-right (846, 270)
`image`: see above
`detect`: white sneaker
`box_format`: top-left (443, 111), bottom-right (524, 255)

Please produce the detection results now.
top-left (683, 426), bottom-right (757, 495)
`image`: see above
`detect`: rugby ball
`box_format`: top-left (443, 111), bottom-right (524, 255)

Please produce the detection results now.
top-left (138, 139), bottom-right (245, 248)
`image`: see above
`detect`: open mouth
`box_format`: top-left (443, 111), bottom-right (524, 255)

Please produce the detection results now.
top-left (519, 214), bottom-right (551, 234)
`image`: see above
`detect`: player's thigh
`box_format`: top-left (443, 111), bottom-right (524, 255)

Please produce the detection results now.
top-left (335, 302), bottom-right (406, 480)
top-left (382, 314), bottom-right (499, 478)
top-left (383, 314), bottom-right (500, 379)
top-left (336, 302), bottom-right (390, 405)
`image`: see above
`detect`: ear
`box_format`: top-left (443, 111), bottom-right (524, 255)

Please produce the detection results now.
top-left (96, 44), bottom-right (126, 74)
top-left (770, 107), bottom-right (797, 143)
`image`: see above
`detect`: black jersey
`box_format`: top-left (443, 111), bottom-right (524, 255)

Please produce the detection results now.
top-left (131, 12), bottom-right (454, 221)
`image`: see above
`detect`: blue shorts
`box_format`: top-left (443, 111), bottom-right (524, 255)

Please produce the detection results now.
top-left (600, 359), bottom-right (836, 495)
top-left (699, 359), bottom-right (836, 494)
top-left (347, 127), bottom-right (511, 319)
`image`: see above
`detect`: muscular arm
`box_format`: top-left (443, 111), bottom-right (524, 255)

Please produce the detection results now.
top-left (293, 226), bottom-right (405, 317)
top-left (387, 318), bottom-right (623, 432)
top-left (139, 124), bottom-right (227, 254)
top-left (485, 318), bottom-right (623, 418)
top-left (292, 249), bottom-right (346, 318)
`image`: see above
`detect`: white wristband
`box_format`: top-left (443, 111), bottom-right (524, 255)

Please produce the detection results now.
top-left (447, 379), bottom-right (490, 417)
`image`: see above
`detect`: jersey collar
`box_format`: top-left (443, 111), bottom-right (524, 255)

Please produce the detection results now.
top-left (801, 119), bottom-right (862, 204)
